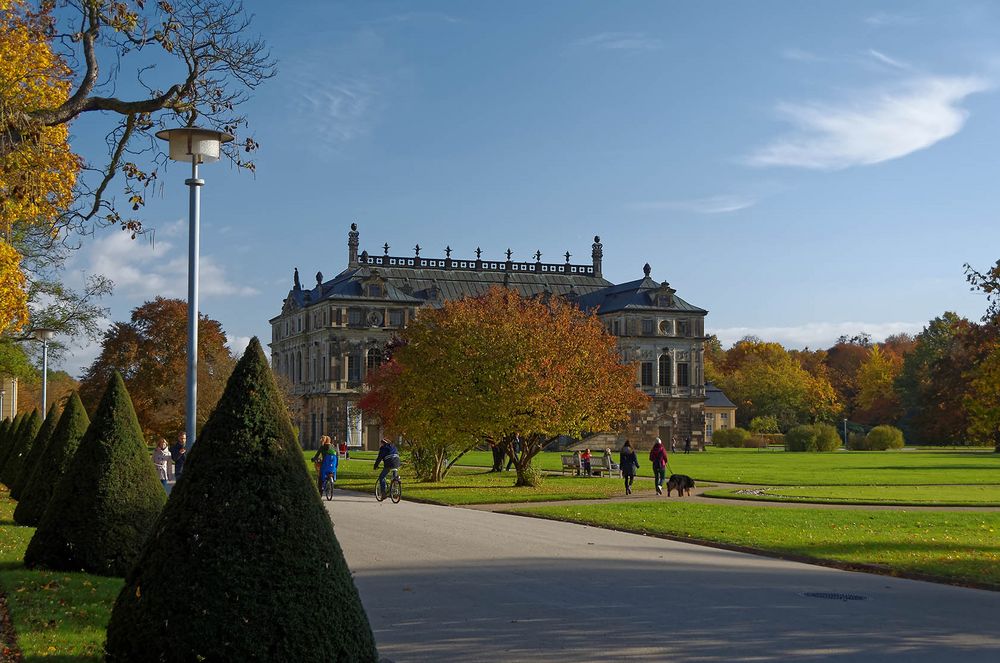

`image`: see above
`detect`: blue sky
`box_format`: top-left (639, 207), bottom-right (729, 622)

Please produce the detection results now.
top-left (62, 0), bottom-right (1000, 375)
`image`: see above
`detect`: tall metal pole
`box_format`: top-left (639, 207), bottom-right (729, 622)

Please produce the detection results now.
top-left (185, 158), bottom-right (204, 450)
top-left (40, 338), bottom-right (49, 413)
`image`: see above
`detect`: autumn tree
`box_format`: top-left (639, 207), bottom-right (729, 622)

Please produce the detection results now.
top-left (962, 260), bottom-right (1000, 450)
top-left (78, 297), bottom-right (235, 439)
top-left (361, 288), bottom-right (647, 486)
top-left (895, 312), bottom-right (969, 444)
top-left (854, 345), bottom-right (903, 425)
top-left (716, 337), bottom-right (839, 430)
top-left (823, 335), bottom-right (872, 420)
top-left (2, 0), bottom-right (273, 343)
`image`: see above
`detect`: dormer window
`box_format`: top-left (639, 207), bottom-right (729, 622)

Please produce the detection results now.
top-left (368, 284), bottom-right (383, 298)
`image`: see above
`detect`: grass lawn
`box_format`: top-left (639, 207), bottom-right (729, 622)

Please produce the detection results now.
top-left (0, 487), bottom-right (119, 661)
top-left (518, 501), bottom-right (1000, 588)
top-left (307, 452), bottom-right (651, 505)
top-left (705, 484), bottom-right (1000, 507)
top-left (455, 448), bottom-right (1000, 486)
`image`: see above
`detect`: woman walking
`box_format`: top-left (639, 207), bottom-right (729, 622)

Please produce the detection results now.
top-left (619, 441), bottom-right (639, 495)
top-left (153, 438), bottom-right (172, 493)
top-left (649, 438), bottom-right (669, 495)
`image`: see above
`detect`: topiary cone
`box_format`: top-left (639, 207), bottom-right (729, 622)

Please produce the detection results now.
top-left (10, 403), bottom-right (60, 500)
top-left (24, 372), bottom-right (166, 576)
top-left (0, 410), bottom-right (39, 487)
top-left (105, 338), bottom-right (377, 662)
top-left (14, 393), bottom-right (90, 527)
top-left (0, 413), bottom-right (19, 470)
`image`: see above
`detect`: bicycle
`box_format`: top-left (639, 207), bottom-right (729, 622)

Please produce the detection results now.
top-left (375, 468), bottom-right (402, 503)
top-left (321, 474), bottom-right (336, 501)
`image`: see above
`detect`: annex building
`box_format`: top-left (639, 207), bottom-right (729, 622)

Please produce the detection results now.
top-left (269, 224), bottom-right (711, 450)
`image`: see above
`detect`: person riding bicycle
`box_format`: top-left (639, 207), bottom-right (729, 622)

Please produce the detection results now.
top-left (312, 436), bottom-right (338, 492)
top-left (374, 438), bottom-right (401, 497)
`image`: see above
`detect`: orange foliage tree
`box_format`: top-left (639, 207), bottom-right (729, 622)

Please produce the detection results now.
top-left (361, 288), bottom-right (648, 486)
top-left (78, 298), bottom-right (235, 440)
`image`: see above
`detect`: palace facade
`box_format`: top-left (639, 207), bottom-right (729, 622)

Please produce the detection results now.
top-left (269, 224), bottom-right (709, 450)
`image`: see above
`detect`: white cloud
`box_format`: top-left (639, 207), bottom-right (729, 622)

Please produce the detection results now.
top-left (227, 335), bottom-right (253, 357)
top-left (628, 195), bottom-right (757, 214)
top-left (573, 32), bottom-right (662, 52)
top-left (781, 48), bottom-right (826, 63)
top-left (747, 75), bottom-right (991, 170)
top-left (712, 321), bottom-right (925, 350)
top-left (73, 220), bottom-right (258, 301)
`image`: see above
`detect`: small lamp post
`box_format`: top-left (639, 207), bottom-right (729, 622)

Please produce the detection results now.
top-left (0, 387), bottom-right (5, 418)
top-left (155, 126), bottom-right (234, 450)
top-left (33, 328), bottom-right (56, 412)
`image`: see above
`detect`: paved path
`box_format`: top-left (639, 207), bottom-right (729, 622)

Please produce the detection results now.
top-left (326, 491), bottom-right (1000, 663)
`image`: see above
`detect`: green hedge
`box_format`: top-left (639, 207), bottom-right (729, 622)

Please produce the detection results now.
top-left (784, 423), bottom-right (842, 452)
top-left (0, 410), bottom-right (39, 484)
top-left (850, 425), bottom-right (905, 451)
top-left (14, 393), bottom-right (91, 527)
top-left (105, 338), bottom-right (377, 662)
top-left (10, 403), bottom-right (59, 500)
top-left (24, 372), bottom-right (165, 576)
top-left (712, 428), bottom-right (752, 447)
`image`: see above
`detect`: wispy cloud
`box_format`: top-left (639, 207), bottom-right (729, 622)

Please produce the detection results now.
top-left (867, 49), bottom-right (909, 70)
top-left (781, 48), bottom-right (827, 63)
top-left (573, 32), bottom-right (662, 52)
top-left (712, 321), bottom-right (925, 350)
top-left (864, 12), bottom-right (919, 28)
top-left (227, 335), bottom-right (253, 356)
top-left (629, 195), bottom-right (757, 214)
top-left (747, 75), bottom-right (991, 170)
top-left (292, 72), bottom-right (380, 148)
top-left (72, 220), bottom-right (258, 301)
top-left (367, 12), bottom-right (461, 26)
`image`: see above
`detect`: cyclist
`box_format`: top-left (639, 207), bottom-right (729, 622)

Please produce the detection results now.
top-left (312, 436), bottom-right (338, 492)
top-left (373, 438), bottom-right (400, 498)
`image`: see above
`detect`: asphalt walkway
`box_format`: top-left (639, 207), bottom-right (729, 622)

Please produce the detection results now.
top-left (327, 490), bottom-right (1000, 663)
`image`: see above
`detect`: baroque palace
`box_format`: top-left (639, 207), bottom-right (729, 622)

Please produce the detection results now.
top-left (269, 224), bottom-right (712, 450)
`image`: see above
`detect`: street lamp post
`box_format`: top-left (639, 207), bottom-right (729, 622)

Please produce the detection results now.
top-left (0, 388), bottom-right (5, 418)
top-left (33, 328), bottom-right (56, 412)
top-left (155, 127), bottom-right (233, 451)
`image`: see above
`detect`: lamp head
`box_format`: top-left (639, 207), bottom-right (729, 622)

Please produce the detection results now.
top-left (32, 328), bottom-right (56, 342)
top-left (155, 126), bottom-right (234, 164)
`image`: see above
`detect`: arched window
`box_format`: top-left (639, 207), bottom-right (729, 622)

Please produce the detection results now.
top-left (296, 351), bottom-right (302, 383)
top-left (658, 354), bottom-right (671, 387)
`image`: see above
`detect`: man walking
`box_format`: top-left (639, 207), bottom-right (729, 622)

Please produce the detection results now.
top-left (170, 432), bottom-right (187, 480)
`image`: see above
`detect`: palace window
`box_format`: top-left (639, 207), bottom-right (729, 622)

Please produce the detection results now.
top-left (612, 319), bottom-right (621, 335)
top-left (658, 354), bottom-right (671, 387)
top-left (348, 355), bottom-right (361, 384)
top-left (677, 362), bottom-right (689, 387)
top-left (369, 284), bottom-right (383, 298)
top-left (677, 319), bottom-right (690, 337)
top-left (348, 309), bottom-right (362, 326)
top-left (641, 362), bottom-right (654, 387)
top-left (366, 349), bottom-right (383, 373)
top-left (390, 310), bottom-right (404, 327)
top-left (642, 319), bottom-right (654, 335)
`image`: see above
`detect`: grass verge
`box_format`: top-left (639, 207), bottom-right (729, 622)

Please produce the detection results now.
top-left (454, 448), bottom-right (1000, 486)
top-left (704, 484), bottom-right (1000, 507)
top-left (517, 501), bottom-right (1000, 588)
top-left (0, 487), bottom-right (119, 661)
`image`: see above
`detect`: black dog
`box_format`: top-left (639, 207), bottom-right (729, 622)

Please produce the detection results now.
top-left (666, 474), bottom-right (695, 497)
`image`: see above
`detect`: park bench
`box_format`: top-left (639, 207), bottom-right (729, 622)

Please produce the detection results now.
top-left (561, 454), bottom-right (581, 475)
top-left (560, 454), bottom-right (619, 477)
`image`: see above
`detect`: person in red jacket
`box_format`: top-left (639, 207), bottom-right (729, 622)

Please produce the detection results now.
top-left (649, 438), bottom-right (669, 495)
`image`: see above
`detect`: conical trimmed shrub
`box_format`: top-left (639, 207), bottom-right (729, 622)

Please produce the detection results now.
top-left (0, 412), bottom-right (26, 472)
top-left (24, 372), bottom-right (165, 576)
top-left (10, 403), bottom-right (59, 500)
top-left (0, 418), bottom-right (11, 465)
top-left (105, 338), bottom-right (377, 662)
top-left (1, 410), bottom-right (39, 486)
top-left (14, 393), bottom-right (90, 527)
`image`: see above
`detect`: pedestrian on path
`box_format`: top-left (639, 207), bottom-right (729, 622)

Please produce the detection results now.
top-left (581, 448), bottom-right (593, 476)
top-left (505, 435), bottom-right (520, 471)
top-left (649, 438), bottom-right (668, 495)
top-left (490, 442), bottom-right (503, 472)
top-left (619, 441), bottom-right (639, 495)
top-left (169, 432), bottom-right (187, 480)
top-left (684, 436), bottom-right (692, 454)
top-left (153, 438), bottom-right (172, 492)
